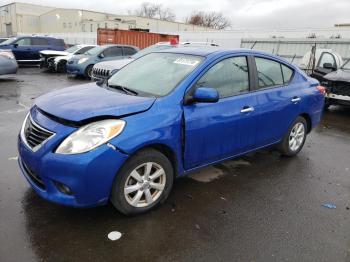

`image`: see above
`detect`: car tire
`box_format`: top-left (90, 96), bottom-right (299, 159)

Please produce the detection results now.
top-left (57, 60), bottom-right (67, 73)
top-left (110, 149), bottom-right (174, 215)
top-left (85, 65), bottom-right (93, 80)
top-left (278, 116), bottom-right (307, 157)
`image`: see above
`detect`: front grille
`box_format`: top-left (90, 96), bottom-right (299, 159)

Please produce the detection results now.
top-left (22, 161), bottom-right (46, 190)
top-left (331, 81), bottom-right (350, 96)
top-left (22, 115), bottom-right (54, 150)
top-left (92, 67), bottom-right (110, 79)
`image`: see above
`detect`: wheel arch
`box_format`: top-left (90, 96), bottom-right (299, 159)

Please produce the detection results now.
top-left (299, 113), bottom-right (312, 133)
top-left (128, 143), bottom-right (179, 178)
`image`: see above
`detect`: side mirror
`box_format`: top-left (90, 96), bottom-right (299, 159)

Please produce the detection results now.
top-left (98, 53), bottom-right (105, 59)
top-left (191, 87), bottom-right (219, 104)
top-left (13, 43), bottom-right (18, 48)
top-left (323, 63), bottom-right (336, 70)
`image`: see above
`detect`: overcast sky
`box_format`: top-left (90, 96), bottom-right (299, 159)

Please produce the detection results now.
top-left (1, 0), bottom-right (349, 29)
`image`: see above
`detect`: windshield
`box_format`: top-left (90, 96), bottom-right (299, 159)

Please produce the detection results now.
top-left (108, 53), bottom-right (203, 96)
top-left (65, 45), bottom-right (80, 53)
top-left (0, 37), bottom-right (16, 45)
top-left (341, 59), bottom-right (350, 70)
top-left (132, 45), bottom-right (174, 59)
top-left (85, 46), bottom-right (104, 56)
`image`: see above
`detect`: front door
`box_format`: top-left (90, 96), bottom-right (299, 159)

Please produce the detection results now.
top-left (13, 37), bottom-right (32, 61)
top-left (183, 56), bottom-right (257, 170)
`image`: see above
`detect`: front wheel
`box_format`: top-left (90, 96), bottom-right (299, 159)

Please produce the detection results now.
top-left (84, 65), bottom-right (93, 80)
top-left (111, 149), bottom-right (174, 215)
top-left (278, 116), bottom-right (307, 157)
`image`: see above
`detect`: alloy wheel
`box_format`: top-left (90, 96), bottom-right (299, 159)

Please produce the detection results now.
top-left (124, 162), bottom-right (166, 208)
top-left (289, 122), bottom-right (305, 152)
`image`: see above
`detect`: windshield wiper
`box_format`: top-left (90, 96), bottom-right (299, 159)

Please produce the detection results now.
top-left (107, 84), bottom-right (138, 96)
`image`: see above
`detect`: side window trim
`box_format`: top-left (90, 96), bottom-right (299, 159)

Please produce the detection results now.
top-left (251, 55), bottom-right (295, 92)
top-left (184, 54), bottom-right (252, 103)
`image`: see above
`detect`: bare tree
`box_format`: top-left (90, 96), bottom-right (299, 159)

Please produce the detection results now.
top-left (131, 2), bottom-right (176, 22)
top-left (186, 11), bottom-right (231, 30)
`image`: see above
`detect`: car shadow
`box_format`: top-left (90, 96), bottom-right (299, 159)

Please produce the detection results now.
top-left (21, 149), bottom-right (310, 261)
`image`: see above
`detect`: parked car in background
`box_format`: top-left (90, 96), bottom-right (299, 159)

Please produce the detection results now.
top-left (18, 49), bottom-right (325, 215)
top-left (0, 36), bottom-right (65, 63)
top-left (320, 59), bottom-right (350, 108)
top-left (67, 44), bottom-right (139, 79)
top-left (92, 41), bottom-right (219, 82)
top-left (0, 49), bottom-right (18, 75)
top-left (40, 44), bottom-right (96, 72)
top-left (299, 49), bottom-right (343, 75)
top-left (0, 38), bottom-right (9, 43)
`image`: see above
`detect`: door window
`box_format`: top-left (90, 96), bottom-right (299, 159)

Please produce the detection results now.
top-left (32, 38), bottom-right (49, 45)
top-left (76, 46), bottom-right (94, 54)
top-left (281, 64), bottom-right (294, 84)
top-left (195, 56), bottom-right (249, 98)
top-left (255, 57), bottom-right (284, 89)
top-left (123, 47), bottom-right (137, 56)
top-left (318, 52), bottom-right (336, 68)
top-left (15, 38), bottom-right (31, 46)
top-left (103, 47), bottom-right (123, 57)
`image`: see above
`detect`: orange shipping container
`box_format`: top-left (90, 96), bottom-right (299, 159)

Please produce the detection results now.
top-left (97, 29), bottom-right (179, 49)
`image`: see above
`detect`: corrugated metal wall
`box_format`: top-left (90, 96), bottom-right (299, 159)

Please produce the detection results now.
top-left (97, 29), bottom-right (179, 49)
top-left (241, 38), bottom-right (350, 65)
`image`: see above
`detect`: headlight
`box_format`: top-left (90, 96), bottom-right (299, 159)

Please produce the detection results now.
top-left (55, 119), bottom-right (125, 154)
top-left (110, 69), bottom-right (119, 75)
top-left (78, 57), bottom-right (89, 64)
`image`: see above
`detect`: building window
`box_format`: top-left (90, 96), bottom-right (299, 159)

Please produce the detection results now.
top-left (68, 22), bottom-right (72, 28)
top-left (90, 24), bottom-right (93, 32)
top-left (75, 22), bottom-right (78, 27)
top-left (63, 22), bottom-right (66, 28)
top-left (105, 22), bottom-right (108, 29)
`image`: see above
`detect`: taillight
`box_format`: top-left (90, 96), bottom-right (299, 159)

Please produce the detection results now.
top-left (316, 85), bottom-right (326, 95)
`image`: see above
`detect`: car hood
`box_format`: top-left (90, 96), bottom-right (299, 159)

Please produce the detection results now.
top-left (35, 83), bottom-right (156, 123)
top-left (324, 69), bottom-right (350, 83)
top-left (54, 54), bottom-right (72, 61)
top-left (94, 58), bottom-right (134, 70)
top-left (69, 54), bottom-right (90, 62)
top-left (40, 50), bottom-right (69, 56)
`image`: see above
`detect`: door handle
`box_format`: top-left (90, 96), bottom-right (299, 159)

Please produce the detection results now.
top-left (240, 106), bottom-right (254, 113)
top-left (291, 97), bottom-right (301, 103)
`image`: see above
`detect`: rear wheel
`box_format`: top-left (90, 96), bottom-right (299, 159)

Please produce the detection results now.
top-left (278, 116), bottom-right (307, 156)
top-left (111, 149), bottom-right (174, 215)
top-left (85, 65), bottom-right (93, 80)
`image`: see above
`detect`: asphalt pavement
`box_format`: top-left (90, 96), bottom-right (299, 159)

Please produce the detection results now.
top-left (0, 68), bottom-right (349, 262)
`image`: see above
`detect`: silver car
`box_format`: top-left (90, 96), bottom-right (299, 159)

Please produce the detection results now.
top-left (0, 49), bottom-right (18, 75)
top-left (92, 41), bottom-right (219, 82)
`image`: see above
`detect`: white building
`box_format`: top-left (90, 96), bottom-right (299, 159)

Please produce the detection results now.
top-left (0, 2), bottom-right (212, 37)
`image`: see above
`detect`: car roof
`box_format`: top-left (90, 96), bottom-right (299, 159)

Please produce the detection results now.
top-left (102, 44), bottom-right (139, 48)
top-left (155, 47), bottom-right (271, 56)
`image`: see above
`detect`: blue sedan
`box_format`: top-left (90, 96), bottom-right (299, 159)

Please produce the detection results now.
top-left (18, 48), bottom-right (325, 215)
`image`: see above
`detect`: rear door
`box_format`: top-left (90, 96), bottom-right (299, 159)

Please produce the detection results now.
top-left (30, 38), bottom-right (50, 60)
top-left (183, 55), bottom-right (258, 169)
top-left (252, 56), bottom-right (301, 147)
